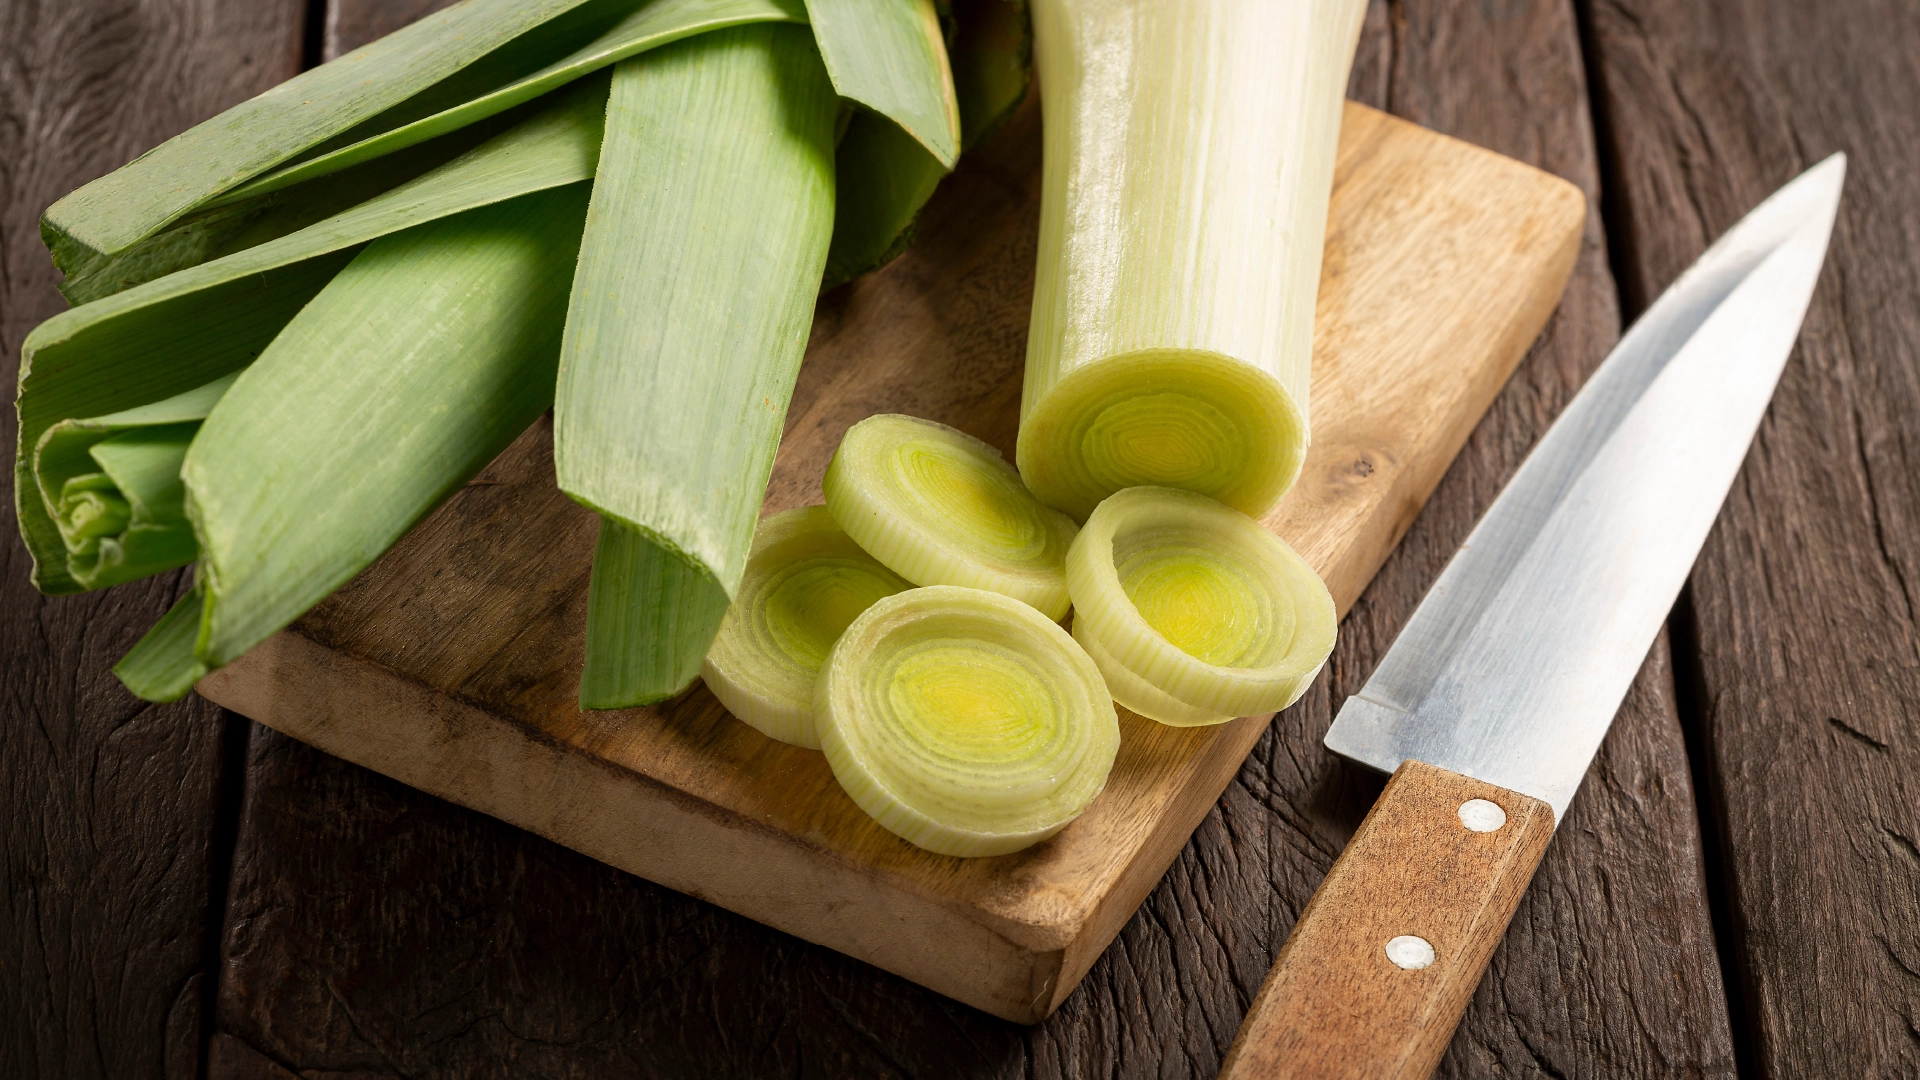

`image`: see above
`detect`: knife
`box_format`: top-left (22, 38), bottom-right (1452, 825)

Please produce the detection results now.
top-left (1217, 154), bottom-right (1846, 1080)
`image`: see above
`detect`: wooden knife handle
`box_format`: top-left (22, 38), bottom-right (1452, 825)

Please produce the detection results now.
top-left (1218, 760), bottom-right (1554, 1080)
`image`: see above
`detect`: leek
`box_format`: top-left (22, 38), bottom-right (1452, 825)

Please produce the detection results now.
top-left (805, 0), bottom-right (959, 167)
top-left (1064, 486), bottom-right (1335, 725)
top-left (213, 0), bottom-right (808, 211)
top-left (21, 0), bottom-right (1000, 708)
top-left (117, 186), bottom-right (590, 701)
top-left (808, 0), bottom-right (961, 284)
top-left (41, 0), bottom-right (611, 279)
top-left (61, 0), bottom-right (808, 304)
top-left (1015, 0), bottom-right (1367, 520)
top-left (55, 120), bottom-right (514, 305)
top-left (816, 585), bottom-right (1118, 856)
top-left (949, 0), bottom-right (1030, 149)
top-left (35, 373), bottom-right (235, 590)
top-left (15, 80), bottom-right (606, 595)
top-left (559, 25), bottom-right (839, 709)
top-left (823, 414), bottom-right (1077, 619)
top-left (823, 114), bottom-right (952, 287)
top-left (701, 506), bottom-right (911, 747)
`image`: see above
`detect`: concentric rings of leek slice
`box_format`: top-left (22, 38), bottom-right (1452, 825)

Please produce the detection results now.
top-left (701, 506), bottom-right (911, 749)
top-left (1065, 486), bottom-right (1335, 721)
top-left (824, 414), bottom-right (1079, 619)
top-left (1072, 617), bottom-right (1235, 727)
top-left (816, 585), bottom-right (1119, 857)
top-left (1016, 349), bottom-right (1305, 522)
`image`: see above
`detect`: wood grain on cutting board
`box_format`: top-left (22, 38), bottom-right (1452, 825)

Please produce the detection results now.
top-left (196, 100), bottom-right (1583, 1024)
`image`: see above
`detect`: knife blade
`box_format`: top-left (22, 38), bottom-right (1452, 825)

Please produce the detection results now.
top-left (1219, 153), bottom-right (1845, 1080)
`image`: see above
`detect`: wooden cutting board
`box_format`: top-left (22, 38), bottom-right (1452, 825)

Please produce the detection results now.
top-left (197, 98), bottom-right (1583, 1025)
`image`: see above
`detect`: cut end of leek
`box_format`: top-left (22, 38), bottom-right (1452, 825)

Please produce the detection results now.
top-left (701, 506), bottom-right (911, 748)
top-left (1017, 349), bottom-right (1305, 522)
top-left (1065, 486), bottom-right (1335, 724)
top-left (824, 414), bottom-right (1078, 619)
top-left (115, 583), bottom-right (210, 703)
top-left (816, 585), bottom-right (1118, 857)
top-left (1019, 0), bottom-right (1367, 521)
top-left (582, 518), bottom-right (732, 710)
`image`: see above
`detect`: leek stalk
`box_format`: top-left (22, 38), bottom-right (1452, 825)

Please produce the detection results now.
top-left (1064, 487), bottom-right (1335, 725)
top-left (117, 186), bottom-right (589, 701)
top-left (215, 0), bottom-right (809, 210)
top-left (807, 0), bottom-right (961, 284)
top-left (701, 506), bottom-right (911, 747)
top-left (16, 80), bottom-right (606, 595)
top-left (1016, 0), bottom-right (1367, 520)
top-left (816, 585), bottom-right (1118, 856)
top-left (805, 0), bottom-right (959, 166)
top-left (64, 0), bottom-right (810, 304)
top-left (34, 373), bottom-right (235, 590)
top-left (948, 0), bottom-right (1030, 148)
top-left (823, 414), bottom-right (1078, 619)
top-left (559, 25), bottom-right (839, 708)
top-left (42, 0), bottom-right (610, 279)
top-left (21, 0), bottom-right (1003, 709)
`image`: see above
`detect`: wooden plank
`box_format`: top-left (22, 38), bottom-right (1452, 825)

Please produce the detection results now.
top-left (199, 94), bottom-right (1583, 1024)
top-left (0, 1), bottom-right (305, 1077)
top-left (1582, 0), bottom-right (1920, 1073)
top-left (204, 0), bottom-right (1736, 1074)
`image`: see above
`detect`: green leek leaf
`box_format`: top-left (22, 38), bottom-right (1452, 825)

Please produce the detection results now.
top-left (215, 0), bottom-right (808, 212)
top-left (818, 0), bottom-right (1025, 286)
top-left (41, 0), bottom-right (609, 273)
top-left (950, 0), bottom-right (1029, 151)
top-left (821, 113), bottom-right (947, 287)
top-left (56, 106), bottom-right (524, 305)
top-left (15, 79), bottom-right (606, 594)
top-left (122, 186), bottom-right (590, 701)
top-left (556, 24), bottom-right (838, 708)
top-left (114, 583), bottom-right (210, 703)
top-left (805, 0), bottom-right (959, 167)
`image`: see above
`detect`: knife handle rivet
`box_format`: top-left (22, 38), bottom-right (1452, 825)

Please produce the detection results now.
top-left (1458, 798), bottom-right (1507, 833)
top-left (1385, 935), bottom-right (1435, 970)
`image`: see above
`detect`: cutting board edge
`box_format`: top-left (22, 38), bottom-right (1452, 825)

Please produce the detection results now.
top-left (198, 630), bottom-right (1078, 1024)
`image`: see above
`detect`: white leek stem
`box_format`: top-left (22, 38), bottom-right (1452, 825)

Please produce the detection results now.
top-left (1018, 0), bottom-right (1367, 520)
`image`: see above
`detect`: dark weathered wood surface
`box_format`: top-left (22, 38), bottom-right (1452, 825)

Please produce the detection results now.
top-left (0, 3), bottom-right (304, 1079)
top-left (1583, 0), bottom-right (1920, 1074)
top-left (5, 0), bottom-right (1907, 1074)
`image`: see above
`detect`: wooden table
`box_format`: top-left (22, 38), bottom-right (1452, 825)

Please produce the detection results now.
top-left (2, 1), bottom-right (1913, 1076)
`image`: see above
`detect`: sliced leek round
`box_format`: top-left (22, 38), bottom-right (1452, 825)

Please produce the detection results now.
top-left (1065, 486), bottom-right (1335, 723)
top-left (823, 414), bottom-right (1079, 619)
top-left (1071, 616), bottom-right (1233, 727)
top-left (816, 585), bottom-right (1118, 857)
top-left (702, 506), bottom-right (912, 749)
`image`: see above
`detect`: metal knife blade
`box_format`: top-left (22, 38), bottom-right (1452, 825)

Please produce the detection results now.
top-left (1325, 154), bottom-right (1845, 821)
